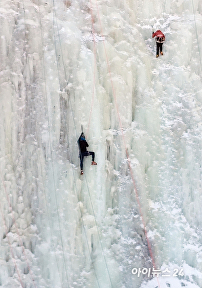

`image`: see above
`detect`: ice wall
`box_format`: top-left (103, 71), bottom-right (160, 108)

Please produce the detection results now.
top-left (0, 0), bottom-right (202, 287)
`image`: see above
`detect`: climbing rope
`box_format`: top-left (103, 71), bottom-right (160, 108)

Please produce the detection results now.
top-left (191, 0), bottom-right (202, 76)
top-left (93, 1), bottom-right (161, 287)
top-left (21, 2), bottom-right (65, 287)
top-left (52, 11), bottom-right (101, 287)
top-left (86, 1), bottom-right (98, 137)
top-left (37, 2), bottom-right (70, 287)
top-left (52, 1), bottom-right (114, 287)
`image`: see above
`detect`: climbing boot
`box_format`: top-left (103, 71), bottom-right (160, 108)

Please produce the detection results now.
top-left (156, 55), bottom-right (159, 58)
top-left (160, 52), bottom-right (163, 55)
top-left (91, 161), bottom-right (97, 165)
top-left (81, 170), bottom-right (84, 175)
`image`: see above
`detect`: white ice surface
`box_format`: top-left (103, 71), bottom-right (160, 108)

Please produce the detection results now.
top-left (0, 0), bottom-right (202, 287)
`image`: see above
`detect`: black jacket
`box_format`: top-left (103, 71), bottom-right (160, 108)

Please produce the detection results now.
top-left (78, 137), bottom-right (89, 153)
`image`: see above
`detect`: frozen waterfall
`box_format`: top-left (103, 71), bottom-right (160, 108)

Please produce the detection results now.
top-left (0, 0), bottom-right (202, 287)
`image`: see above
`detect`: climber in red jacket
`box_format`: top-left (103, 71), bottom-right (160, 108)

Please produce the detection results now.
top-left (152, 30), bottom-right (165, 58)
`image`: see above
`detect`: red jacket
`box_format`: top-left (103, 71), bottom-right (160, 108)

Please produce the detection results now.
top-left (152, 30), bottom-right (165, 44)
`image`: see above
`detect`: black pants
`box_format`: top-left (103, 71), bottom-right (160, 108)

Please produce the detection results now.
top-left (156, 43), bottom-right (163, 56)
top-left (80, 151), bottom-right (95, 170)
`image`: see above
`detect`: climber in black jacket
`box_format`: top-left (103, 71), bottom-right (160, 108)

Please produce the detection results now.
top-left (78, 133), bottom-right (97, 175)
